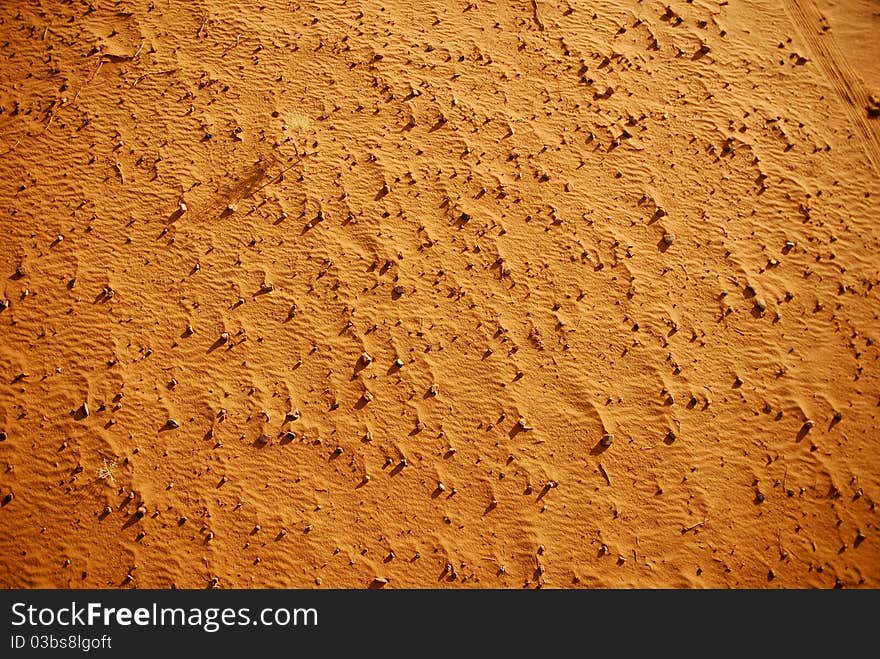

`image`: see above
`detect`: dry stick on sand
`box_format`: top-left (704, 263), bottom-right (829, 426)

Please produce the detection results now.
top-left (131, 68), bottom-right (178, 88)
top-left (598, 462), bottom-right (611, 485)
top-left (250, 148), bottom-right (306, 197)
top-left (682, 519), bottom-right (708, 534)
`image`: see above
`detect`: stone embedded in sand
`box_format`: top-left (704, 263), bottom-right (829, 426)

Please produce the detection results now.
top-left (359, 351), bottom-right (373, 366)
top-left (78, 402), bottom-right (89, 417)
top-left (135, 505), bottom-right (147, 518)
top-left (14, 265), bottom-right (25, 277)
top-left (332, 446), bottom-right (344, 457)
top-left (666, 430), bottom-right (677, 443)
top-left (428, 384), bottom-right (439, 397)
top-left (179, 201), bottom-right (188, 213)
top-left (260, 282), bottom-right (274, 293)
top-left (206, 531), bottom-right (215, 542)
top-left (255, 434), bottom-right (270, 446)
top-left (516, 416), bottom-right (533, 430)
top-left (166, 418), bottom-right (180, 429)
top-left (392, 284), bottom-right (405, 297)
top-left (662, 233), bottom-right (676, 245)
top-left (102, 505), bottom-right (112, 515)
top-left (0, 299), bottom-right (9, 311)
top-left (600, 433), bottom-right (614, 447)
top-left (0, 430), bottom-right (6, 441)
top-left (285, 409), bottom-right (300, 422)
top-left (169, 378), bottom-right (178, 389)
top-left (183, 325), bottom-right (194, 337)
top-left (362, 391), bottom-right (374, 403)
top-left (219, 332), bottom-right (229, 344)
top-left (755, 299), bottom-right (766, 314)
top-left (393, 357), bottom-right (405, 368)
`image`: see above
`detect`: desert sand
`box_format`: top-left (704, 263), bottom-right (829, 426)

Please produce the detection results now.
top-left (0, 0), bottom-right (878, 589)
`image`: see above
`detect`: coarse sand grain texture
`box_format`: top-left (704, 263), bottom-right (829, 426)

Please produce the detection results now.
top-left (0, 0), bottom-right (878, 589)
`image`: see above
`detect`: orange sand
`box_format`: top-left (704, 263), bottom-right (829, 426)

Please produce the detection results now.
top-left (0, 0), bottom-right (878, 589)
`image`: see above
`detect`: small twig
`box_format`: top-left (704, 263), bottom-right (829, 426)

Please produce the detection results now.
top-left (89, 59), bottom-right (104, 82)
top-left (682, 519), bottom-right (707, 533)
top-left (598, 462), bottom-right (611, 485)
top-left (222, 34), bottom-right (243, 56)
top-left (131, 68), bottom-right (177, 88)
top-left (251, 155), bottom-right (305, 196)
top-left (197, 16), bottom-right (208, 38)
top-left (114, 162), bottom-right (125, 185)
top-left (0, 138), bottom-right (22, 157)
